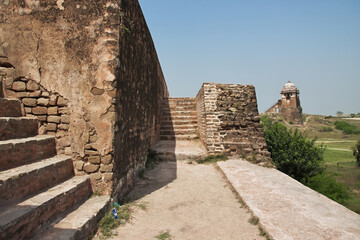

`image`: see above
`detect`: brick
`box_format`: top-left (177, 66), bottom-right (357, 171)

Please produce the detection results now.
top-left (37, 115), bottom-right (47, 122)
top-left (58, 124), bottom-right (69, 130)
top-left (61, 115), bottom-right (70, 124)
top-left (49, 95), bottom-right (58, 105)
top-left (22, 98), bottom-right (37, 107)
top-left (12, 81), bottom-right (26, 91)
top-left (57, 96), bottom-right (69, 106)
top-left (46, 123), bottom-right (57, 131)
top-left (37, 98), bottom-right (50, 106)
top-left (26, 80), bottom-right (39, 91)
top-left (100, 164), bottom-right (113, 172)
top-left (84, 163), bottom-right (99, 173)
top-left (48, 115), bottom-right (61, 123)
top-left (32, 106), bottom-right (47, 115)
top-left (88, 156), bottom-right (101, 164)
top-left (47, 106), bottom-right (58, 115)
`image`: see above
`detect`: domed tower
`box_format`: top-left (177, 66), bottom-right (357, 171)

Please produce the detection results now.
top-left (265, 81), bottom-right (303, 124)
top-left (280, 81), bottom-right (303, 124)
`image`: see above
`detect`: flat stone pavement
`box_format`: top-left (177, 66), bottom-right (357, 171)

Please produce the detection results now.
top-left (218, 159), bottom-right (360, 240)
top-left (109, 161), bottom-right (266, 240)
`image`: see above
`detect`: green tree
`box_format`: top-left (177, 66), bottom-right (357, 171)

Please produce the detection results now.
top-left (336, 111), bottom-right (344, 116)
top-left (353, 139), bottom-right (360, 167)
top-left (261, 116), bottom-right (325, 183)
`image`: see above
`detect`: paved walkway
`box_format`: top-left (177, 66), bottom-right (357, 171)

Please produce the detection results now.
top-left (218, 159), bottom-right (360, 240)
top-left (110, 161), bottom-right (265, 240)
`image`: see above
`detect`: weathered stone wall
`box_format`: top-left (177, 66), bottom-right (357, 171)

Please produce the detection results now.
top-left (112, 0), bottom-right (168, 198)
top-left (196, 83), bottom-right (272, 166)
top-left (0, 0), bottom-right (168, 196)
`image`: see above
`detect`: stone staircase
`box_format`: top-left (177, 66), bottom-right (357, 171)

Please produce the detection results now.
top-left (155, 98), bottom-right (206, 161)
top-left (160, 97), bottom-right (199, 140)
top-left (0, 84), bottom-right (109, 239)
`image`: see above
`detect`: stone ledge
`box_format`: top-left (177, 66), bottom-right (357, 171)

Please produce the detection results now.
top-left (218, 159), bottom-right (360, 240)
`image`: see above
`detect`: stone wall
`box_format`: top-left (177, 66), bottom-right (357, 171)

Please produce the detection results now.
top-left (112, 0), bottom-right (168, 198)
top-left (0, 0), bottom-right (168, 196)
top-left (196, 83), bottom-right (272, 166)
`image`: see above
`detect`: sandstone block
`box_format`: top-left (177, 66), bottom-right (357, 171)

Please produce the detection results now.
top-left (85, 144), bottom-right (92, 150)
top-left (12, 81), bottom-right (26, 91)
top-left (57, 138), bottom-right (71, 148)
top-left (59, 107), bottom-right (69, 114)
top-left (89, 135), bottom-right (98, 142)
top-left (33, 106), bottom-right (48, 115)
top-left (42, 91), bottom-right (50, 97)
top-left (37, 98), bottom-right (50, 106)
top-left (91, 87), bottom-right (105, 95)
top-left (104, 173), bottom-right (113, 181)
top-left (75, 161), bottom-right (84, 171)
top-left (85, 150), bottom-right (98, 156)
top-left (37, 115), bottom-right (47, 122)
top-left (15, 92), bottom-right (27, 98)
top-left (57, 96), bottom-right (69, 106)
top-left (58, 124), bottom-right (69, 130)
top-left (107, 89), bottom-right (116, 97)
top-left (25, 107), bottom-right (32, 113)
top-left (47, 106), bottom-right (58, 115)
top-left (90, 173), bottom-right (102, 180)
top-left (26, 81), bottom-right (39, 91)
top-left (65, 147), bottom-right (72, 155)
top-left (100, 164), bottom-right (113, 172)
top-left (48, 115), bottom-right (61, 123)
top-left (22, 98), bottom-right (37, 107)
top-left (101, 155), bottom-right (112, 164)
top-left (49, 95), bottom-right (58, 105)
top-left (46, 123), bottom-right (57, 131)
top-left (61, 115), bottom-right (70, 124)
top-left (84, 163), bottom-right (99, 173)
top-left (88, 156), bottom-right (101, 164)
top-left (29, 90), bottom-right (41, 97)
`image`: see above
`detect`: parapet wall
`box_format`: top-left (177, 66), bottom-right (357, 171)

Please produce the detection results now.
top-left (0, 0), bottom-right (168, 197)
top-left (196, 83), bottom-right (272, 166)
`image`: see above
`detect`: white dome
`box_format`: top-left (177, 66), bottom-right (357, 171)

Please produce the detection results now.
top-left (282, 81), bottom-right (297, 92)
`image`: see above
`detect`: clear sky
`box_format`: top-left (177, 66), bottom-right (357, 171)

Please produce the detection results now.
top-left (138, 0), bottom-right (360, 115)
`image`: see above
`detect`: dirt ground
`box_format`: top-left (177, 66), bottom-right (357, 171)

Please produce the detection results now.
top-left (109, 161), bottom-right (265, 240)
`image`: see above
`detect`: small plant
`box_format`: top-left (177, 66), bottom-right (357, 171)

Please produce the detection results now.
top-left (259, 226), bottom-right (271, 240)
top-left (248, 216), bottom-right (259, 225)
top-left (289, 121), bottom-right (293, 125)
top-left (119, 11), bottom-right (134, 35)
top-left (146, 149), bottom-right (160, 169)
top-left (353, 139), bottom-right (360, 167)
top-left (197, 154), bottom-right (228, 164)
top-left (155, 230), bottom-right (172, 240)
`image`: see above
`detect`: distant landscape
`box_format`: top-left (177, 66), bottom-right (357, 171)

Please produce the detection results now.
top-left (261, 113), bottom-right (360, 214)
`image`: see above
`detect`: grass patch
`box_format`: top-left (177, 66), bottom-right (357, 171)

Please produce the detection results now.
top-left (319, 126), bottom-right (334, 132)
top-left (97, 201), bottom-right (148, 239)
top-left (197, 154), bottom-right (228, 164)
top-left (155, 230), bottom-right (172, 240)
top-left (259, 226), bottom-right (271, 240)
top-left (248, 216), bottom-right (259, 225)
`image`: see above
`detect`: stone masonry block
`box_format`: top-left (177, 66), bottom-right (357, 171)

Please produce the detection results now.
top-left (47, 107), bottom-right (58, 115)
top-left (32, 106), bottom-right (48, 115)
top-left (37, 98), bottom-right (50, 106)
top-left (26, 81), bottom-right (39, 91)
top-left (22, 98), bottom-right (37, 107)
top-left (12, 81), bottom-right (26, 91)
top-left (84, 163), bottom-right (99, 173)
top-left (47, 116), bottom-right (61, 123)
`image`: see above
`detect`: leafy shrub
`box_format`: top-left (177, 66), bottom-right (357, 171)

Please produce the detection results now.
top-left (261, 116), bottom-right (325, 182)
top-left (334, 120), bottom-right (360, 134)
top-left (305, 174), bottom-right (351, 204)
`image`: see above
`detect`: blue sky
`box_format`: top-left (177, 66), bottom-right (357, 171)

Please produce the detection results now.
top-left (138, 0), bottom-right (360, 115)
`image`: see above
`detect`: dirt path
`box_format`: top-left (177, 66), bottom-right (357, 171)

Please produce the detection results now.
top-left (110, 161), bottom-right (265, 240)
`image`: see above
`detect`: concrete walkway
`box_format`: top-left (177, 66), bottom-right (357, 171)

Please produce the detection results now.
top-left (218, 159), bottom-right (360, 240)
top-left (109, 161), bottom-right (265, 240)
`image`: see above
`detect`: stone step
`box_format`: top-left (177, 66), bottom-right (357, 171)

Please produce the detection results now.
top-left (0, 117), bottom-right (38, 140)
top-left (0, 98), bottom-right (22, 117)
top-left (160, 134), bottom-right (199, 140)
top-left (0, 176), bottom-right (91, 240)
top-left (32, 195), bottom-right (110, 240)
top-left (161, 124), bottom-right (198, 130)
top-left (0, 135), bottom-right (56, 171)
top-left (160, 129), bottom-right (198, 135)
top-left (161, 120), bottom-right (198, 126)
top-left (162, 110), bottom-right (197, 117)
top-left (0, 155), bottom-right (73, 206)
top-left (166, 105), bottom-right (196, 111)
top-left (161, 115), bottom-right (198, 121)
